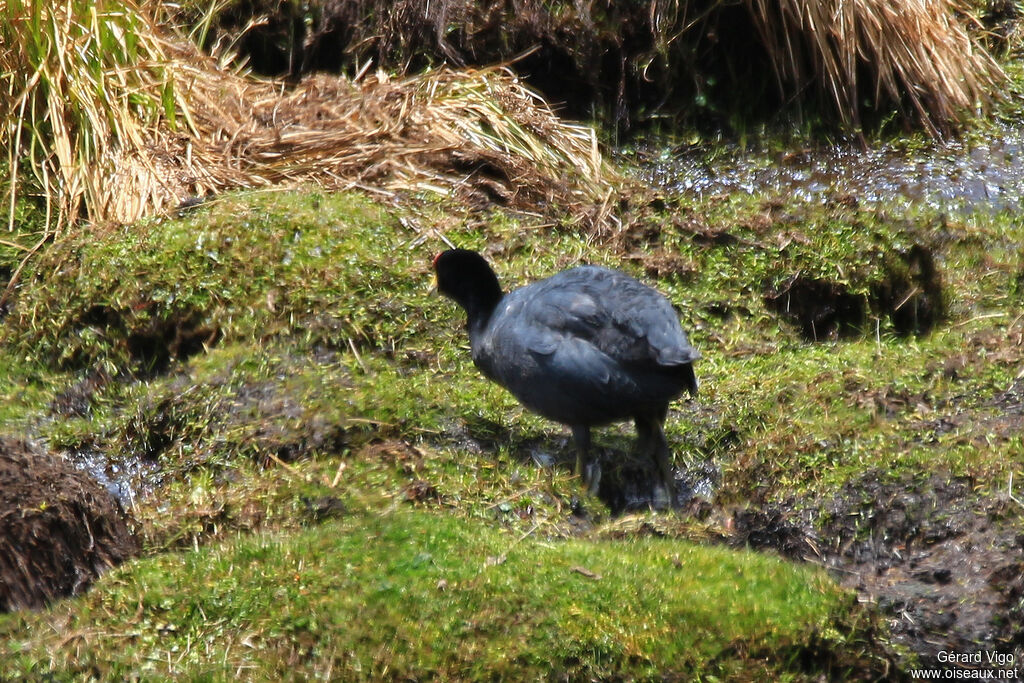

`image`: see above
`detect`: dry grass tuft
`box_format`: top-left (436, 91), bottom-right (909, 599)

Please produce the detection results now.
top-left (748, 0), bottom-right (1002, 135)
top-left (0, 0), bottom-right (614, 240)
top-left (0, 0), bottom-right (194, 230)
top-left (111, 59), bottom-right (611, 226)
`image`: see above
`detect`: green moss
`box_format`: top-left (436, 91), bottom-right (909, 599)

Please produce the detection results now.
top-left (0, 359), bottom-right (63, 429)
top-left (0, 509), bottom-right (883, 681)
top-left (7, 182), bottom-right (1020, 505)
top-left (2, 170), bottom-right (1022, 678)
top-left (2, 191), bottom-right (438, 372)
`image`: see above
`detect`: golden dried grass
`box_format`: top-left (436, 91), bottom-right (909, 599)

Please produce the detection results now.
top-left (108, 57), bottom-right (611, 226)
top-left (1, 0), bottom-right (612, 238)
top-left (747, 0), bottom-right (1002, 134)
top-left (1, 0), bottom-right (194, 231)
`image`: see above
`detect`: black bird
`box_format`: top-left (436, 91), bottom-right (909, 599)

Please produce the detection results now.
top-left (433, 249), bottom-right (699, 497)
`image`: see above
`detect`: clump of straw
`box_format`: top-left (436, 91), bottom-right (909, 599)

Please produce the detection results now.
top-left (0, 0), bottom-right (193, 230)
top-left (110, 63), bottom-right (610, 225)
top-left (1, 0), bottom-right (612, 237)
top-left (747, 0), bottom-right (1002, 135)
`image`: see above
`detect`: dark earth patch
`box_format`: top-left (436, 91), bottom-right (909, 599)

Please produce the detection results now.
top-left (0, 437), bottom-right (138, 612)
top-left (872, 244), bottom-right (944, 337)
top-left (819, 473), bottom-right (1023, 663)
top-left (68, 304), bottom-right (220, 374)
top-left (729, 472), bottom-right (1024, 670)
top-left (765, 244), bottom-right (944, 341)
top-left (125, 314), bottom-right (221, 376)
top-left (765, 276), bottom-right (867, 341)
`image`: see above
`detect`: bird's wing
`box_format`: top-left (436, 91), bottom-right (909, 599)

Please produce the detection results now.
top-left (608, 294), bottom-right (700, 367)
top-left (524, 268), bottom-right (698, 369)
top-left (535, 334), bottom-right (619, 389)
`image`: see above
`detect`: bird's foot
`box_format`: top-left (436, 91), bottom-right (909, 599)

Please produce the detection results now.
top-left (584, 461), bottom-right (602, 496)
top-left (651, 482), bottom-right (673, 510)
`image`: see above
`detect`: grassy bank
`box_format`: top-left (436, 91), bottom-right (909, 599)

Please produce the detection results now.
top-left (0, 174), bottom-right (1021, 675)
top-left (1, 509), bottom-right (876, 680)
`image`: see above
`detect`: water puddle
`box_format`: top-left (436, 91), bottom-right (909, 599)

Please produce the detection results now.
top-left (598, 459), bottom-right (720, 515)
top-left (70, 448), bottom-right (161, 508)
top-left (631, 124), bottom-right (1024, 213)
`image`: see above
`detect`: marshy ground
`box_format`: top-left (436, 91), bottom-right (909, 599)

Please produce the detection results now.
top-left (1, 117), bottom-right (1022, 677)
top-left (0, 2), bottom-right (1022, 676)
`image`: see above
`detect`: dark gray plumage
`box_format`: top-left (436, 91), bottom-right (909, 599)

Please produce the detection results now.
top-left (433, 248), bottom-right (699, 496)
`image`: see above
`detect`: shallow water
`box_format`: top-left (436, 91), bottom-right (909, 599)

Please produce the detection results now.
top-left (632, 124), bottom-right (1024, 214)
top-left (71, 448), bottom-right (160, 507)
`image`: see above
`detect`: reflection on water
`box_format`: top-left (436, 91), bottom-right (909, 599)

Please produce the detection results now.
top-left (633, 125), bottom-right (1024, 213)
top-left (71, 448), bottom-right (160, 507)
top-left (598, 459), bottom-right (720, 514)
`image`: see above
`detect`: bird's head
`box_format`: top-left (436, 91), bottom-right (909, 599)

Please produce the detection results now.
top-left (432, 249), bottom-right (503, 321)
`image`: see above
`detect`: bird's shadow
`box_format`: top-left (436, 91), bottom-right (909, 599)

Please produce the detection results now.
top-left (457, 414), bottom-right (717, 514)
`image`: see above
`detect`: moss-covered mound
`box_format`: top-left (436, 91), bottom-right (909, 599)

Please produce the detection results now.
top-left (0, 173), bottom-right (1021, 675)
top-left (0, 509), bottom-right (894, 680)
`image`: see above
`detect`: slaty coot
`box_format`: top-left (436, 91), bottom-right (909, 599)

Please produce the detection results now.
top-left (433, 249), bottom-right (699, 497)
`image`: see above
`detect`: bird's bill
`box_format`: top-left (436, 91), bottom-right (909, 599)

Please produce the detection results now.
top-left (429, 252), bottom-right (442, 295)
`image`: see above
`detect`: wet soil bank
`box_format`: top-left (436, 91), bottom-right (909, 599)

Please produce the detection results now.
top-left (0, 438), bottom-right (138, 612)
top-left (733, 474), bottom-right (1024, 670)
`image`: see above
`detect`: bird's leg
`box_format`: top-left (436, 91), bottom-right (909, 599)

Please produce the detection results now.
top-left (572, 425), bottom-right (600, 494)
top-left (633, 416), bottom-right (653, 463)
top-left (651, 424), bottom-right (675, 502)
top-left (571, 425), bottom-right (589, 478)
top-left (637, 410), bottom-right (675, 507)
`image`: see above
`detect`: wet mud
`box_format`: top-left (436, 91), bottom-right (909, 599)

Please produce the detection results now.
top-left (823, 474), bottom-right (1024, 664)
top-left (733, 473), bottom-right (1024, 670)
